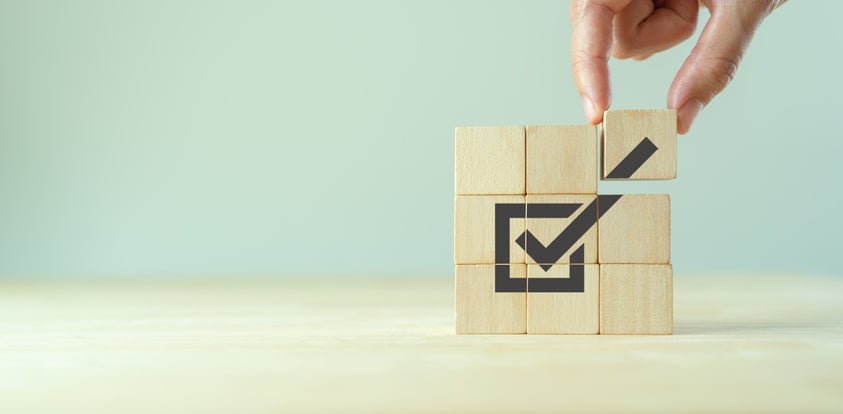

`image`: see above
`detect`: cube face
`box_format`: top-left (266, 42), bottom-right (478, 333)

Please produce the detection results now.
top-left (455, 126), bottom-right (525, 195)
top-left (527, 264), bottom-right (599, 334)
top-left (454, 195), bottom-right (525, 265)
top-left (602, 110), bottom-right (677, 180)
top-left (525, 194), bottom-right (598, 265)
top-left (526, 125), bottom-right (597, 194)
top-left (598, 194), bottom-right (670, 264)
top-left (455, 264), bottom-right (527, 334)
top-left (600, 264), bottom-right (673, 335)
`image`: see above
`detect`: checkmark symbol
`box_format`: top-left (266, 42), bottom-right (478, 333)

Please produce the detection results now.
top-left (516, 195), bottom-right (621, 271)
top-left (515, 231), bottom-right (561, 271)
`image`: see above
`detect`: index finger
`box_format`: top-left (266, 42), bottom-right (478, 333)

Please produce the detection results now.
top-left (570, 0), bottom-right (631, 124)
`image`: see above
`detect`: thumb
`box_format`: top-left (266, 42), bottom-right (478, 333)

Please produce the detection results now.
top-left (667, 6), bottom-right (765, 134)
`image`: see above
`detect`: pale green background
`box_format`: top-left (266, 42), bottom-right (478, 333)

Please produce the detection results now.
top-left (0, 1), bottom-right (839, 278)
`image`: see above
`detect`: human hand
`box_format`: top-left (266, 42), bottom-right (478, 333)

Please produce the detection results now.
top-left (570, 0), bottom-right (786, 134)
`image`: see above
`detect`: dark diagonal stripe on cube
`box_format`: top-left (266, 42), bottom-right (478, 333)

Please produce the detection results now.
top-left (606, 137), bottom-right (658, 179)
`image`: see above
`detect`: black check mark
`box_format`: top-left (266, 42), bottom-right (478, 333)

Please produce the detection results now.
top-left (515, 231), bottom-right (562, 271)
top-left (515, 195), bottom-right (621, 271)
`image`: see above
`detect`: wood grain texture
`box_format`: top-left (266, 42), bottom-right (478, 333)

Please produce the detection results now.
top-left (600, 264), bottom-right (673, 334)
top-left (455, 126), bottom-right (525, 195)
top-left (0, 274), bottom-right (842, 413)
top-left (527, 264), bottom-right (599, 334)
top-left (526, 125), bottom-right (597, 194)
top-left (526, 194), bottom-right (597, 264)
top-left (454, 195), bottom-right (524, 264)
top-left (455, 264), bottom-right (526, 334)
top-left (598, 194), bottom-right (670, 264)
top-left (602, 109), bottom-right (677, 180)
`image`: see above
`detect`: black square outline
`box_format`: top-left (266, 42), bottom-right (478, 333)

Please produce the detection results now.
top-left (494, 203), bottom-right (586, 293)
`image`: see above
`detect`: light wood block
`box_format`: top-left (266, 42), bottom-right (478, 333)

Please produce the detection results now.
top-left (600, 264), bottom-right (673, 334)
top-left (602, 110), bottom-right (676, 180)
top-left (454, 195), bottom-right (524, 264)
top-left (526, 125), bottom-right (597, 194)
top-left (455, 126), bottom-right (525, 195)
top-left (525, 194), bottom-right (597, 265)
top-left (597, 194), bottom-right (670, 264)
top-left (527, 264), bottom-right (598, 334)
top-left (455, 264), bottom-right (527, 334)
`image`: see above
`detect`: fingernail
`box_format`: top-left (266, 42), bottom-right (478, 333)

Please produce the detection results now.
top-left (677, 99), bottom-right (704, 134)
top-left (581, 95), bottom-right (598, 124)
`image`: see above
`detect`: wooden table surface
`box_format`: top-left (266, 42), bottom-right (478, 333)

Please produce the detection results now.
top-left (1, 274), bottom-right (841, 414)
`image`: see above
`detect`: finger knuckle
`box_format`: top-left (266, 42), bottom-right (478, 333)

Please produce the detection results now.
top-left (704, 56), bottom-right (741, 91)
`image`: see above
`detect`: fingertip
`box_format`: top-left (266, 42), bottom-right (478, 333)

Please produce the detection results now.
top-left (581, 95), bottom-right (606, 125)
top-left (676, 98), bottom-right (703, 134)
top-left (593, 112), bottom-right (605, 125)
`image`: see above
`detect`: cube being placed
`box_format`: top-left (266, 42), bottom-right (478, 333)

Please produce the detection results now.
top-left (526, 125), bottom-right (597, 194)
top-left (600, 264), bottom-right (673, 335)
top-left (602, 110), bottom-right (677, 180)
top-left (455, 126), bottom-right (525, 195)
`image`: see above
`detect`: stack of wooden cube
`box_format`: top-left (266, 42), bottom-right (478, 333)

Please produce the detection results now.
top-left (454, 110), bottom-right (675, 335)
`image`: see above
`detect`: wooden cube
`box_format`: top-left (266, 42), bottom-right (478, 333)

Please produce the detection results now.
top-left (455, 126), bottom-right (525, 195)
top-left (602, 110), bottom-right (676, 180)
top-left (526, 125), bottom-right (597, 194)
top-left (454, 195), bottom-right (525, 264)
top-left (600, 264), bottom-right (673, 334)
top-left (597, 194), bottom-right (670, 264)
top-left (524, 194), bottom-right (597, 265)
top-left (455, 264), bottom-right (527, 334)
top-left (527, 264), bottom-right (598, 334)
